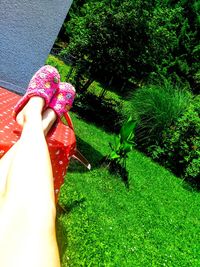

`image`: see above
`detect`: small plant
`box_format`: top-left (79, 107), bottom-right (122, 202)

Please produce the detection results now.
top-left (130, 79), bottom-right (191, 150)
top-left (102, 117), bottom-right (136, 186)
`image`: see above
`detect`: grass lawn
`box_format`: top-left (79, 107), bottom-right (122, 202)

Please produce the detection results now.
top-left (57, 113), bottom-right (200, 267)
top-left (88, 81), bottom-right (122, 101)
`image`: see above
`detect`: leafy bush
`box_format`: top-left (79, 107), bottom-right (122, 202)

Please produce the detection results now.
top-left (130, 80), bottom-right (192, 149)
top-left (74, 92), bottom-right (124, 133)
top-left (148, 95), bottom-right (200, 180)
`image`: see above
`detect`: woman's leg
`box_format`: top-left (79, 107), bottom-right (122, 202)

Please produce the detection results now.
top-left (0, 107), bottom-right (57, 197)
top-left (0, 97), bottom-right (60, 267)
top-left (0, 144), bottom-right (17, 197)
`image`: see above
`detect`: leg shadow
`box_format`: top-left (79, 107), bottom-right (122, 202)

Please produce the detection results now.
top-left (68, 136), bottom-right (104, 173)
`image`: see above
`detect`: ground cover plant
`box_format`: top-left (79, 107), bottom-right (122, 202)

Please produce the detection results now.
top-left (57, 113), bottom-right (200, 267)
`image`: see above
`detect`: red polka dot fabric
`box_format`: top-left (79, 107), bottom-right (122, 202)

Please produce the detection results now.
top-left (0, 87), bottom-right (76, 203)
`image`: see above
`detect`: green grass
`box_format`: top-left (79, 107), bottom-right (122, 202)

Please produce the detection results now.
top-left (57, 113), bottom-right (200, 267)
top-left (88, 81), bottom-right (122, 101)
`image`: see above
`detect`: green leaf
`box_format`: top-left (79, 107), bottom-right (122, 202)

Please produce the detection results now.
top-left (122, 141), bottom-right (133, 154)
top-left (114, 135), bottom-right (120, 150)
top-left (120, 118), bottom-right (136, 142)
top-left (109, 151), bottom-right (120, 159)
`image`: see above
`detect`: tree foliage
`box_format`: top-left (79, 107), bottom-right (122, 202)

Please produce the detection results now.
top-left (61, 0), bottom-right (200, 93)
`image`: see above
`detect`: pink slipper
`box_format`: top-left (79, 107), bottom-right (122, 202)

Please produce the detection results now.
top-left (48, 82), bottom-right (76, 119)
top-left (13, 65), bottom-right (60, 120)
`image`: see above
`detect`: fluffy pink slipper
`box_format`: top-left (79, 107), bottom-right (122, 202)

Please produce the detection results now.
top-left (13, 65), bottom-right (60, 120)
top-left (48, 82), bottom-right (76, 119)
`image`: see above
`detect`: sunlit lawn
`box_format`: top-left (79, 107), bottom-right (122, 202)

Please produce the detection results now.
top-left (57, 113), bottom-right (200, 267)
top-left (88, 81), bottom-right (122, 101)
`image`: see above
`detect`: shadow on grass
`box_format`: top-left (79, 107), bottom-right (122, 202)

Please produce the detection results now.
top-left (95, 78), bottom-right (136, 99)
top-left (57, 198), bottom-right (86, 214)
top-left (56, 208), bottom-right (71, 261)
top-left (68, 136), bottom-right (104, 173)
top-left (181, 177), bottom-right (200, 193)
top-left (164, 166), bottom-right (200, 193)
top-left (56, 198), bottom-right (87, 259)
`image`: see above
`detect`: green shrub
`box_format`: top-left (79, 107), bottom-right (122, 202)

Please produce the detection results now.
top-left (149, 95), bottom-right (200, 180)
top-left (46, 55), bottom-right (72, 82)
top-left (74, 92), bottom-right (124, 133)
top-left (130, 80), bottom-right (192, 149)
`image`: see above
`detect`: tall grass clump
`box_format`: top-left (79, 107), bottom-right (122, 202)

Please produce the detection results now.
top-left (130, 79), bottom-right (192, 150)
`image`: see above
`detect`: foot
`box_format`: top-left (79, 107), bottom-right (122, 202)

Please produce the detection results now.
top-left (13, 65), bottom-right (60, 121)
top-left (16, 97), bottom-right (57, 136)
top-left (16, 97), bottom-right (45, 126)
top-left (42, 108), bottom-right (57, 136)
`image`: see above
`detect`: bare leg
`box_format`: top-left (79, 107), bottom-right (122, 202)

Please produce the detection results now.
top-left (0, 147), bottom-right (16, 198)
top-left (0, 97), bottom-right (60, 267)
top-left (0, 107), bottom-right (57, 196)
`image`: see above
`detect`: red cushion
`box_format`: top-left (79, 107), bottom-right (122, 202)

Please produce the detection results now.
top-left (0, 87), bottom-right (76, 203)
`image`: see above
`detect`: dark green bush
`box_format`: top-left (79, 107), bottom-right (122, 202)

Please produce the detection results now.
top-left (73, 92), bottom-right (124, 133)
top-left (148, 95), bottom-right (200, 180)
top-left (130, 80), bottom-right (192, 149)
